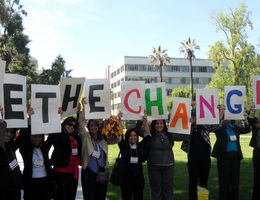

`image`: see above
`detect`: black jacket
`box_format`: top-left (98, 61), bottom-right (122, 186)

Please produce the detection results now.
top-left (45, 131), bottom-right (81, 168)
top-left (212, 123), bottom-right (250, 160)
top-left (118, 138), bottom-right (145, 178)
top-left (248, 117), bottom-right (260, 149)
top-left (0, 142), bottom-right (23, 188)
top-left (16, 127), bottom-right (52, 183)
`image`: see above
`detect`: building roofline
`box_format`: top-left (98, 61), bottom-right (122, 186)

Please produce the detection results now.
top-left (123, 55), bottom-right (211, 61)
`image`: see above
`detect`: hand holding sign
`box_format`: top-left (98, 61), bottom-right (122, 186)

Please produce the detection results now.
top-left (0, 106), bottom-right (3, 121)
top-left (117, 111), bottom-right (123, 122)
top-left (58, 107), bottom-right (63, 115)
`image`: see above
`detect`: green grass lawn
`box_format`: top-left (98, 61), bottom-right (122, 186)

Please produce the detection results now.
top-left (106, 133), bottom-right (254, 200)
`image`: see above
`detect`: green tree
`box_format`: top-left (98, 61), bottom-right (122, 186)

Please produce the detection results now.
top-left (167, 86), bottom-right (193, 110)
top-left (0, 1), bottom-right (29, 69)
top-left (0, 0), bottom-right (9, 26)
top-left (179, 37), bottom-right (200, 100)
top-left (39, 55), bottom-right (72, 85)
top-left (149, 45), bottom-right (170, 82)
top-left (207, 3), bottom-right (260, 106)
top-left (0, 0), bottom-right (39, 87)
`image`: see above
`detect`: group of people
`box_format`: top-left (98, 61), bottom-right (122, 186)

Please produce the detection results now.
top-left (0, 101), bottom-right (260, 200)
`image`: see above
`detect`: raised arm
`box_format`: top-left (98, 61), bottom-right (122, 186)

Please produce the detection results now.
top-left (237, 112), bottom-right (251, 135)
top-left (77, 98), bottom-right (91, 141)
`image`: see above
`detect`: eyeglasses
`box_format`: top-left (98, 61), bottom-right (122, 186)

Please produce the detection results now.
top-left (67, 123), bottom-right (76, 128)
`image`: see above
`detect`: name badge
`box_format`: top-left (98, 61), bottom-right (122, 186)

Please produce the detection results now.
top-left (72, 148), bottom-right (78, 155)
top-left (33, 160), bottom-right (44, 168)
top-left (9, 159), bottom-right (18, 170)
top-left (130, 157), bottom-right (138, 164)
top-left (230, 135), bottom-right (237, 141)
top-left (92, 150), bottom-right (100, 159)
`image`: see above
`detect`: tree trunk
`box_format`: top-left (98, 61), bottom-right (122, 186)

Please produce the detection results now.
top-left (160, 66), bottom-right (163, 82)
top-left (189, 57), bottom-right (194, 100)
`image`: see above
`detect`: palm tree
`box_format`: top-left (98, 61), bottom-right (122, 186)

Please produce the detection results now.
top-left (179, 37), bottom-right (200, 100)
top-left (149, 45), bottom-right (171, 82)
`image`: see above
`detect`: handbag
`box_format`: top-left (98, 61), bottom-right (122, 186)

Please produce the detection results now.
top-left (110, 151), bottom-right (125, 186)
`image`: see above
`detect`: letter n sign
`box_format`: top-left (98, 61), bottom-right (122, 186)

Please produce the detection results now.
top-left (253, 76), bottom-right (260, 109)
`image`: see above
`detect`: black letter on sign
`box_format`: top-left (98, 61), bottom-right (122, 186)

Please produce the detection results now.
top-left (4, 84), bottom-right (24, 120)
top-left (62, 84), bottom-right (81, 112)
top-left (35, 93), bottom-right (56, 123)
top-left (89, 85), bottom-right (105, 112)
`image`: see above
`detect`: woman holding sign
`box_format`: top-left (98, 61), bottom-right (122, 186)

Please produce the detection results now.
top-left (212, 111), bottom-right (250, 200)
top-left (0, 120), bottom-right (23, 200)
top-left (118, 126), bottom-right (148, 200)
top-left (16, 125), bottom-right (54, 200)
top-left (78, 99), bottom-right (121, 200)
top-left (246, 105), bottom-right (260, 200)
top-left (142, 117), bottom-right (175, 200)
top-left (46, 115), bottom-right (82, 200)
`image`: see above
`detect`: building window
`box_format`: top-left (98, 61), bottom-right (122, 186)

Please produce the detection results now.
top-left (173, 66), bottom-right (180, 72)
top-left (121, 78), bottom-right (124, 82)
top-left (193, 78), bottom-right (199, 84)
top-left (117, 68), bottom-right (120, 75)
top-left (167, 77), bottom-right (172, 84)
top-left (117, 80), bottom-right (120, 86)
top-left (138, 65), bottom-right (146, 71)
top-left (181, 77), bottom-right (190, 84)
top-left (199, 66), bottom-right (207, 72)
top-left (207, 67), bottom-right (214, 72)
top-left (198, 78), bottom-right (211, 84)
top-left (111, 83), bottom-right (113, 88)
top-left (180, 66), bottom-right (189, 72)
top-left (111, 73), bottom-right (114, 78)
top-left (121, 65), bottom-right (124, 72)
top-left (171, 77), bottom-right (181, 84)
top-left (148, 65), bottom-right (154, 71)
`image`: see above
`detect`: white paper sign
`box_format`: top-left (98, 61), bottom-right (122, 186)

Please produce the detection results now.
top-left (0, 60), bottom-right (5, 109)
top-left (168, 97), bottom-right (191, 135)
top-left (84, 79), bottom-right (111, 119)
top-left (60, 77), bottom-right (85, 117)
top-left (31, 84), bottom-right (61, 135)
top-left (145, 82), bottom-right (167, 120)
top-left (253, 75), bottom-right (260, 109)
top-left (4, 74), bottom-right (27, 128)
top-left (121, 81), bottom-right (145, 120)
top-left (224, 86), bottom-right (245, 120)
top-left (196, 88), bottom-right (219, 124)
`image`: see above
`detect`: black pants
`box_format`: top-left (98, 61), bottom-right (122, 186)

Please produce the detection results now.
top-left (120, 174), bottom-right (144, 200)
top-left (188, 157), bottom-right (211, 200)
top-left (24, 177), bottom-right (51, 200)
top-left (0, 186), bottom-right (21, 200)
top-left (54, 172), bottom-right (78, 200)
top-left (81, 167), bottom-right (108, 200)
top-left (252, 148), bottom-right (260, 200)
top-left (217, 153), bottom-right (240, 200)
top-left (147, 164), bottom-right (174, 200)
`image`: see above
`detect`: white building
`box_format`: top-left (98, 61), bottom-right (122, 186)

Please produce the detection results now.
top-left (106, 56), bottom-right (214, 114)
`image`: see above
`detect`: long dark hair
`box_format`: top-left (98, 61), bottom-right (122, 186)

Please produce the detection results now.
top-left (62, 117), bottom-right (77, 134)
top-left (125, 128), bottom-right (139, 143)
top-left (150, 120), bottom-right (168, 135)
